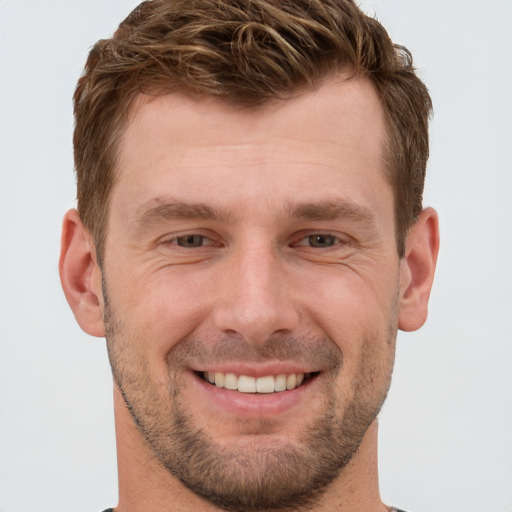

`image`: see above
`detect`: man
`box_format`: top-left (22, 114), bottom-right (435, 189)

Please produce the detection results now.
top-left (59, 0), bottom-right (439, 511)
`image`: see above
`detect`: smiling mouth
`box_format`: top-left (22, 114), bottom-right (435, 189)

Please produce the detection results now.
top-left (198, 371), bottom-right (318, 394)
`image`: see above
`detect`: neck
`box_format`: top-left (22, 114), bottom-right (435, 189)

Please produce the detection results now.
top-left (113, 386), bottom-right (387, 512)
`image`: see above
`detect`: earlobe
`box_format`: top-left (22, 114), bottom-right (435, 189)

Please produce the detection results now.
top-left (59, 209), bottom-right (106, 337)
top-left (398, 207), bottom-right (440, 332)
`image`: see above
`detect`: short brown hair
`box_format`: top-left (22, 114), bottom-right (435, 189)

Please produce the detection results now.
top-left (73, 0), bottom-right (432, 262)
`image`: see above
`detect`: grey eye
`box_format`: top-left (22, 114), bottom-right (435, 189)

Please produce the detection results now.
top-left (307, 234), bottom-right (336, 248)
top-left (176, 235), bottom-right (206, 247)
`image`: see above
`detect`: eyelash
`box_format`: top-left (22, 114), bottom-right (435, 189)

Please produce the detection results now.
top-left (166, 234), bottom-right (216, 248)
top-left (164, 232), bottom-right (348, 249)
top-left (293, 233), bottom-right (344, 248)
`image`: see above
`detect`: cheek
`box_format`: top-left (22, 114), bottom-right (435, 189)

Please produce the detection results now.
top-left (302, 265), bottom-right (399, 334)
top-left (112, 268), bottom-right (213, 361)
top-left (301, 266), bottom-right (399, 378)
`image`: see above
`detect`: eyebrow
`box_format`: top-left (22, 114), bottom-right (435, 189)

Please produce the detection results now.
top-left (287, 200), bottom-right (377, 225)
top-left (132, 199), bottom-right (234, 226)
top-left (131, 197), bottom-right (376, 230)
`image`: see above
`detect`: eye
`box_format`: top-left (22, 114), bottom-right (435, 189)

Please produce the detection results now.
top-left (174, 234), bottom-right (209, 248)
top-left (291, 232), bottom-right (353, 250)
top-left (306, 234), bottom-right (337, 248)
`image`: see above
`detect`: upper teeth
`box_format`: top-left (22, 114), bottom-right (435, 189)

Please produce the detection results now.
top-left (203, 372), bottom-right (307, 393)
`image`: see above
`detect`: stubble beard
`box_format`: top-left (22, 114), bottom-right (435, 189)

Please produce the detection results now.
top-left (104, 284), bottom-right (397, 512)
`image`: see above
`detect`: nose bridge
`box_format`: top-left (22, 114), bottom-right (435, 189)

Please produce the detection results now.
top-left (213, 237), bottom-right (298, 343)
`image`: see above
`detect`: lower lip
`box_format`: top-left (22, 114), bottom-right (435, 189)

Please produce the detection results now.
top-left (189, 372), bottom-right (317, 417)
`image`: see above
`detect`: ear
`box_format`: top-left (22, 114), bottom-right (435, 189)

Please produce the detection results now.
top-left (59, 209), bottom-right (105, 337)
top-left (398, 207), bottom-right (440, 332)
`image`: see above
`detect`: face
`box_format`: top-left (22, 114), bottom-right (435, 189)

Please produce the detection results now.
top-left (103, 77), bottom-right (405, 511)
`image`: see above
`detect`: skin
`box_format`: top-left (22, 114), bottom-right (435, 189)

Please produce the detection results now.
top-left (60, 75), bottom-right (439, 512)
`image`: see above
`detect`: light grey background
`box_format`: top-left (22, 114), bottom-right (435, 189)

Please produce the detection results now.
top-left (0, 1), bottom-right (511, 511)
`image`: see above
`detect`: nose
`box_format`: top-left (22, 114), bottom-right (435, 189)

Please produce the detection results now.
top-left (212, 240), bottom-right (299, 344)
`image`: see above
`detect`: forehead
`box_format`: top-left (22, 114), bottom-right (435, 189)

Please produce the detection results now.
top-left (113, 75), bottom-right (389, 220)
top-left (123, 75), bottom-right (385, 154)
